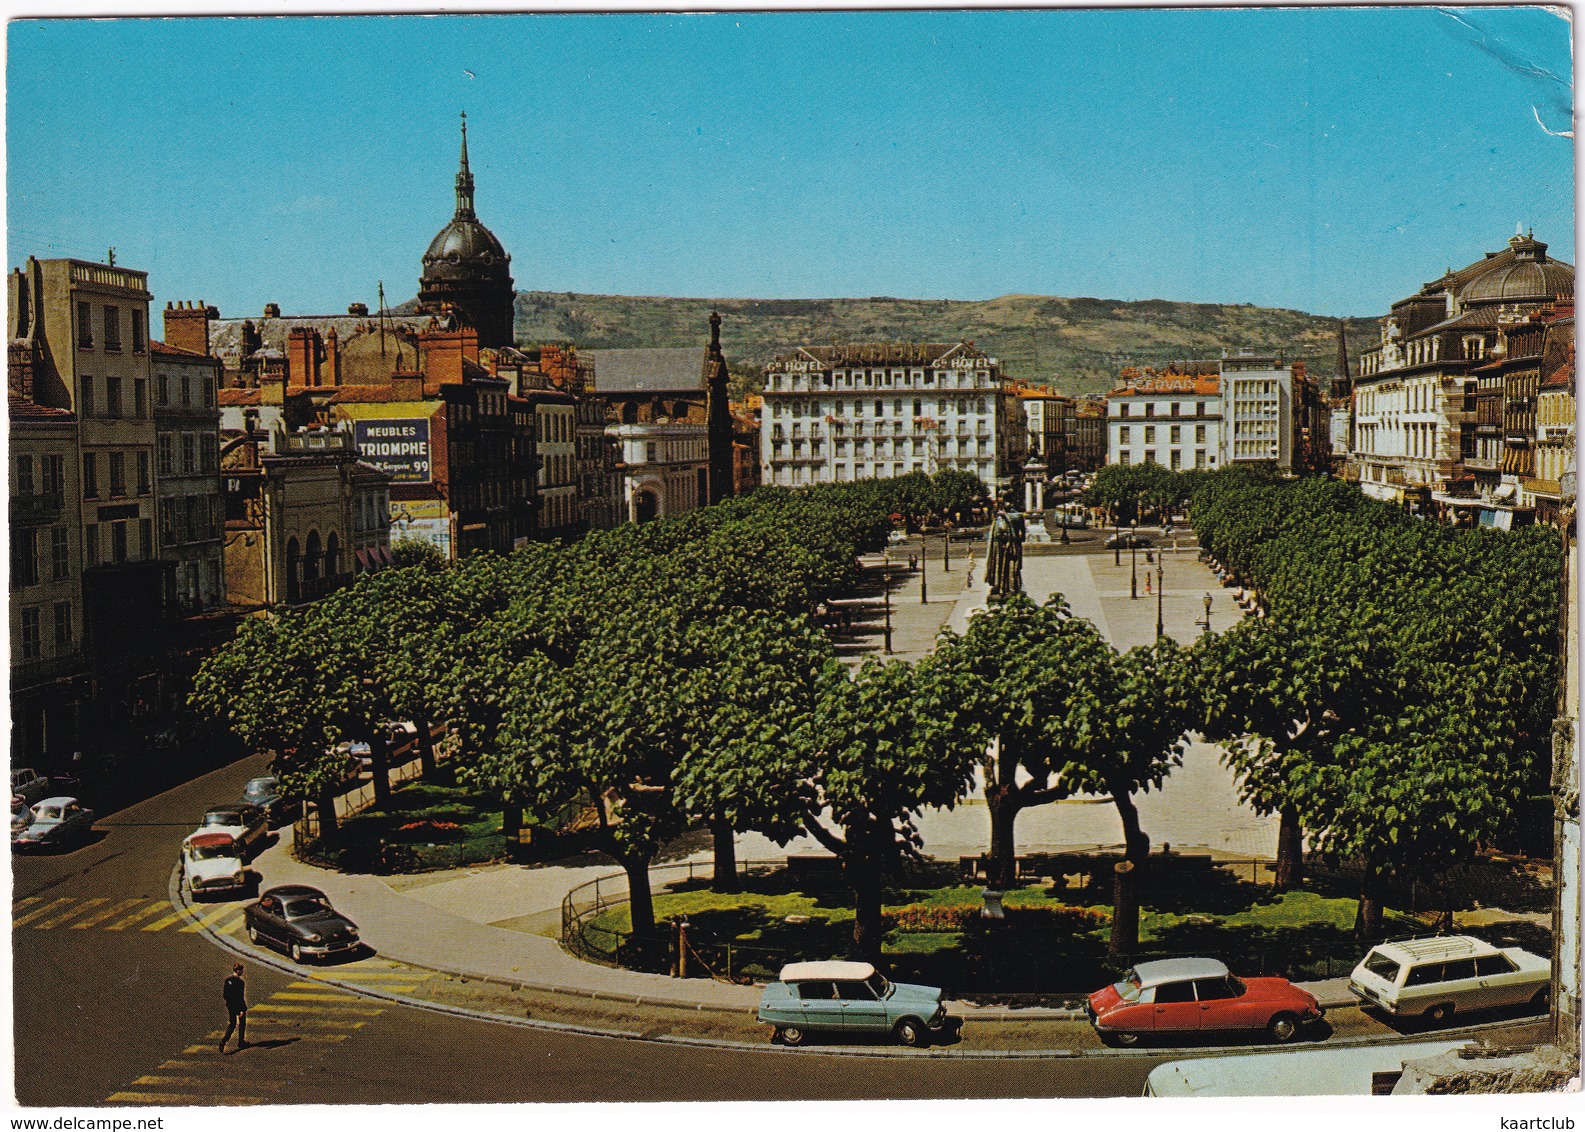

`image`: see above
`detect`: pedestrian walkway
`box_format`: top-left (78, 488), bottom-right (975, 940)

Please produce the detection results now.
top-left (13, 894), bottom-right (247, 934)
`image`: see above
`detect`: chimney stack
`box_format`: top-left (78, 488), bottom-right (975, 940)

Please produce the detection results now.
top-left (163, 300), bottom-right (218, 356)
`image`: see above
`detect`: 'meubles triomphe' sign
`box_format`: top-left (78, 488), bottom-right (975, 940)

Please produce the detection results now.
top-left (352, 419), bottom-right (431, 483)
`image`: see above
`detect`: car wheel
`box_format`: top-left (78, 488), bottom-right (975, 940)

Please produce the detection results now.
top-left (1424, 1003), bottom-right (1453, 1025)
top-left (894, 1019), bottom-right (926, 1048)
top-left (290, 940), bottom-right (304, 963)
top-left (778, 1026), bottom-right (805, 1047)
top-left (1267, 1013), bottom-right (1301, 1043)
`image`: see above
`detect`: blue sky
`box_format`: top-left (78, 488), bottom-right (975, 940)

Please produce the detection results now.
top-left (6, 7), bottom-right (1574, 320)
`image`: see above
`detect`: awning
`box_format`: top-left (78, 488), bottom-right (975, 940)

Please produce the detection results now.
top-left (374, 546), bottom-right (393, 567)
top-left (355, 548), bottom-right (371, 571)
top-left (1493, 482), bottom-right (1518, 500)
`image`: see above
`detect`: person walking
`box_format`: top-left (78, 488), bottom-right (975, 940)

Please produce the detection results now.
top-left (220, 963), bottom-right (248, 1053)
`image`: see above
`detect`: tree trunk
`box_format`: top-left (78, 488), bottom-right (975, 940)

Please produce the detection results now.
top-left (711, 819), bottom-right (739, 892)
top-left (316, 787), bottom-right (339, 839)
top-left (623, 856), bottom-right (656, 941)
top-left (501, 800), bottom-right (521, 841)
top-left (847, 861), bottom-right (886, 964)
top-left (415, 712), bottom-right (437, 777)
top-left (985, 780), bottom-right (1024, 890)
top-left (1354, 859), bottom-right (1384, 940)
top-left (369, 733), bottom-right (392, 806)
top-left (1109, 860), bottom-right (1138, 956)
top-left (1109, 781), bottom-right (1151, 866)
top-left (1273, 806), bottom-right (1304, 892)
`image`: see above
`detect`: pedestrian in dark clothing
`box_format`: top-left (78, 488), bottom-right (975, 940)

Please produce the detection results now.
top-left (220, 963), bottom-right (248, 1053)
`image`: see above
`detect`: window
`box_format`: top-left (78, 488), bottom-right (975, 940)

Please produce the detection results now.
top-left (103, 305), bottom-right (122, 351)
top-left (50, 527), bottom-right (69, 580)
top-left (134, 378), bottom-right (148, 418)
top-left (15, 454), bottom-right (35, 495)
top-left (82, 453), bottom-right (99, 498)
top-left (42, 454), bottom-right (63, 496)
top-left (139, 518), bottom-right (153, 559)
top-left (84, 524), bottom-right (99, 566)
top-left (203, 434), bottom-right (218, 472)
top-left (1404, 963), bottom-right (1444, 987)
top-left (1170, 425), bottom-right (1182, 444)
top-left (53, 602), bottom-right (72, 649)
top-left (157, 374), bottom-right (170, 405)
top-left (874, 400), bottom-right (884, 417)
top-left (131, 309), bottom-right (146, 353)
top-left (158, 434), bottom-right (174, 475)
top-left (1195, 424), bottom-right (1207, 444)
top-left (1475, 954), bottom-right (1516, 976)
top-left (106, 376), bottom-right (123, 418)
top-left (12, 529), bottom-right (39, 587)
top-left (77, 301), bottom-right (94, 348)
top-left (1118, 425), bottom-right (1131, 444)
top-left (80, 376), bottom-right (95, 417)
top-left (1154, 980), bottom-right (1196, 1004)
top-left (137, 451), bottom-right (151, 494)
top-left (20, 607), bottom-right (40, 660)
top-left (111, 521), bottom-right (129, 564)
top-left (1120, 403), bottom-right (1131, 418)
top-left (180, 434), bottom-right (196, 474)
top-left (1441, 959), bottom-right (1478, 982)
top-left (1144, 426), bottom-right (1156, 445)
top-left (645, 442), bottom-right (658, 464)
top-left (109, 452), bottom-right (126, 497)
top-left (180, 376), bottom-right (191, 407)
top-left (1192, 977), bottom-right (1241, 1001)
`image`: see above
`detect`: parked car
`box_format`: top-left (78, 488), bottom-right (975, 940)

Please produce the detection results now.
top-left (244, 884), bottom-right (361, 963)
top-left (240, 776), bottom-right (295, 826)
top-left (194, 803), bottom-right (268, 856)
top-left (1086, 957), bottom-right (1324, 1046)
top-left (380, 721), bottom-right (419, 752)
top-left (1348, 935), bottom-right (1550, 1024)
top-left (182, 832), bottom-right (249, 899)
top-left (756, 960), bottom-right (953, 1047)
top-left (12, 796), bottom-right (96, 851)
top-left (10, 767), bottom-right (50, 805)
top-left (1103, 533), bottom-right (1154, 549)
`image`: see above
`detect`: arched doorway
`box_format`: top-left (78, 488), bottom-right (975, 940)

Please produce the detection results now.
top-left (304, 531), bottom-right (322, 586)
top-left (325, 531), bottom-right (340, 580)
top-left (634, 490), bottom-right (659, 524)
top-left (286, 536), bottom-right (301, 603)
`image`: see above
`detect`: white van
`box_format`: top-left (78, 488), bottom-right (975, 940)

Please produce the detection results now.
top-left (1143, 1040), bottom-right (1472, 1096)
top-left (1348, 935), bottom-right (1550, 1023)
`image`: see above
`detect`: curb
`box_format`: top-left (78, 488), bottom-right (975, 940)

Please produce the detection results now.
top-left (167, 866), bottom-right (1532, 1060)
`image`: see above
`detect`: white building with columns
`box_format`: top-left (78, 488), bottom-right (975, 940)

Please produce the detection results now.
top-left (760, 341), bottom-right (1025, 492)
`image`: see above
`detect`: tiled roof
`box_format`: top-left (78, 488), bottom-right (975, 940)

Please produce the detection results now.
top-left (206, 314), bottom-right (430, 358)
top-left (585, 347), bottom-right (709, 393)
top-left (779, 342), bottom-right (986, 368)
top-left (149, 339), bottom-right (208, 357)
top-left (8, 395), bottom-right (74, 421)
top-left (217, 389), bottom-right (262, 406)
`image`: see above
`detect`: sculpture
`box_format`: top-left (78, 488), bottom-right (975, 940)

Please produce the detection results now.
top-left (984, 506), bottom-right (1025, 600)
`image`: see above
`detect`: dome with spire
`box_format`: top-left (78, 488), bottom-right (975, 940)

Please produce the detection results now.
top-left (1457, 231), bottom-right (1573, 307)
top-left (418, 113), bottom-right (516, 349)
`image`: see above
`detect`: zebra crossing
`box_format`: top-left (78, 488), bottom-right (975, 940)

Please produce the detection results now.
top-left (105, 958), bottom-right (435, 1106)
top-left (13, 894), bottom-right (249, 934)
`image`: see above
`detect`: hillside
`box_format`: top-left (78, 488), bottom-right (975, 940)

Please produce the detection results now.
top-left (501, 291), bottom-right (1379, 399)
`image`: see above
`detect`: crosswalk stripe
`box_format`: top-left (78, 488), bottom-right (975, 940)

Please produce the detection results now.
top-left (273, 991), bottom-right (365, 1002)
top-left (14, 897), bottom-right (75, 927)
top-left (107, 1092), bottom-right (266, 1105)
top-left (139, 905), bottom-right (190, 932)
top-left (14, 896), bottom-right (42, 910)
top-left (319, 968), bottom-right (424, 977)
top-left (178, 904), bottom-right (246, 932)
top-left (69, 897), bottom-right (146, 928)
top-left (104, 901), bottom-right (172, 930)
top-left (36, 896), bottom-right (108, 928)
top-left (134, 1074), bottom-right (281, 1090)
top-left (250, 1003), bottom-right (382, 1016)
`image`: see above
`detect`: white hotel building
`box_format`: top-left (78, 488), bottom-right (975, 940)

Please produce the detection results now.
top-left (760, 342), bottom-right (1025, 489)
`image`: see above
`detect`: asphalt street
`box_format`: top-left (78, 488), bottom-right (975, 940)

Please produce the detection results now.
top-left (12, 753), bottom-right (1170, 1107)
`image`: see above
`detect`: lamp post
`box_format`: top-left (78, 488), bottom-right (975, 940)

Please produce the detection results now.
top-left (1199, 591), bottom-right (1213, 635)
top-left (1114, 511), bottom-right (1122, 566)
top-left (1130, 521), bottom-right (1139, 600)
top-left (883, 549), bottom-right (893, 654)
top-left (943, 531), bottom-right (951, 571)
top-left (1155, 559), bottom-right (1165, 639)
top-left (920, 538), bottom-right (929, 605)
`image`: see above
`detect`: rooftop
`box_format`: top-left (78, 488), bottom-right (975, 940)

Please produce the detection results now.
top-left (585, 347), bottom-right (710, 394)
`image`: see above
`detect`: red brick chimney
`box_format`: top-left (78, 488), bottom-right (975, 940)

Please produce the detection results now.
top-left (287, 327), bottom-right (323, 387)
top-left (324, 326), bottom-right (343, 387)
top-left (419, 327), bottom-right (478, 396)
top-left (163, 301), bottom-right (217, 356)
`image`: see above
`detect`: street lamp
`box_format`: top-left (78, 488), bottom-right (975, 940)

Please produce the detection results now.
top-left (1114, 511), bottom-right (1122, 566)
top-left (883, 549), bottom-right (893, 655)
top-left (920, 538), bottom-right (929, 605)
top-left (1155, 560), bottom-right (1165, 639)
top-left (1130, 520), bottom-right (1139, 600)
top-left (1199, 591), bottom-right (1213, 635)
top-left (943, 530), bottom-right (951, 571)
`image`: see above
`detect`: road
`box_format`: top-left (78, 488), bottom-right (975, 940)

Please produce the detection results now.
top-left (11, 754), bottom-right (1165, 1106)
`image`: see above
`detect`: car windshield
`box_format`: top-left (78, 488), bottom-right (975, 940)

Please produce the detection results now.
top-left (189, 842), bottom-right (236, 861)
top-left (1114, 973), bottom-right (1146, 1003)
top-left (284, 898), bottom-right (331, 919)
top-left (244, 780), bottom-right (276, 797)
top-left (202, 812), bottom-right (239, 826)
top-left (34, 805), bottom-right (62, 822)
top-left (865, 972), bottom-right (891, 998)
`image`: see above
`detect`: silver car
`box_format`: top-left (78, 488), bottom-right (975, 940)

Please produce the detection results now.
top-left (14, 797), bottom-right (95, 850)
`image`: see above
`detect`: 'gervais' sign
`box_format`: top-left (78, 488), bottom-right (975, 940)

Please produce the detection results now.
top-left (353, 419), bottom-right (431, 483)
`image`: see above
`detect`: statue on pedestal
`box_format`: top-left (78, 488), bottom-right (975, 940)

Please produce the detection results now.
top-left (985, 505), bottom-right (1025, 600)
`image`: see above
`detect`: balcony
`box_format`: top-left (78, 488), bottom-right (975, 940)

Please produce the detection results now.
top-left (291, 571), bottom-right (355, 605)
top-left (10, 491), bottom-right (64, 525)
top-left (10, 651), bottom-right (85, 689)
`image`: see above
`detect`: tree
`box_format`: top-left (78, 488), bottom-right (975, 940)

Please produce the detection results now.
top-left (920, 593), bottom-right (1114, 889)
top-left (801, 659), bottom-right (978, 961)
top-left (388, 537), bottom-right (446, 571)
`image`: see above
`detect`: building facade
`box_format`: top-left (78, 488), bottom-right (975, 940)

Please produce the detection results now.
top-left (1069, 399), bottom-right (1108, 471)
top-left (607, 425), bottom-right (710, 523)
top-left (1532, 311), bottom-right (1576, 527)
top-left (1218, 350), bottom-right (1299, 470)
top-left (1016, 383), bottom-right (1074, 473)
top-left (1352, 231), bottom-right (1574, 520)
top-left (760, 341), bottom-right (1022, 489)
top-left (1106, 370), bottom-right (1222, 470)
top-left (152, 341), bottom-right (226, 612)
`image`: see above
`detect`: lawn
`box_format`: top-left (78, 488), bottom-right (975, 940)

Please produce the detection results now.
top-left (584, 862), bottom-right (1425, 993)
top-left (297, 780), bottom-right (506, 873)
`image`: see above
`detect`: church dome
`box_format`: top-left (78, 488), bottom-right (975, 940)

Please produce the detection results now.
top-left (423, 218), bottom-right (510, 281)
top-left (1459, 232), bottom-right (1574, 306)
